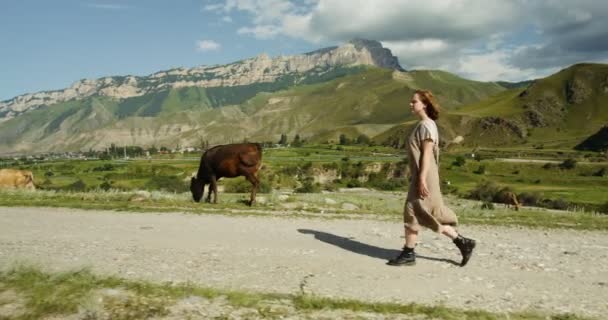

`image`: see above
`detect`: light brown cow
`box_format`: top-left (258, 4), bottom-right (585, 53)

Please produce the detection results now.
top-left (0, 169), bottom-right (36, 190)
top-left (504, 191), bottom-right (521, 211)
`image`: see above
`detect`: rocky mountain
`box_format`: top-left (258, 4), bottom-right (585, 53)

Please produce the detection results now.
top-left (0, 39), bottom-right (402, 121)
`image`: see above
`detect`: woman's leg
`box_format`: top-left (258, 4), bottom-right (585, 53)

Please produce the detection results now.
top-left (405, 226), bottom-right (418, 248)
top-left (387, 226), bottom-right (418, 266)
top-left (440, 225), bottom-right (476, 267)
top-left (440, 225), bottom-right (458, 239)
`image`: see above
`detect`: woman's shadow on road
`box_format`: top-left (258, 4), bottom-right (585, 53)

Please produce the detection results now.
top-left (298, 229), bottom-right (459, 266)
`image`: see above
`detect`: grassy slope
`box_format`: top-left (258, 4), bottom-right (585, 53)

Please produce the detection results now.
top-left (449, 63), bottom-right (608, 148)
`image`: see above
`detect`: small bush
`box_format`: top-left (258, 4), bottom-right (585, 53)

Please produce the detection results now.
top-left (99, 181), bottom-right (112, 191)
top-left (541, 198), bottom-right (570, 210)
top-left (542, 163), bottom-right (554, 169)
top-left (295, 177), bottom-right (321, 193)
top-left (474, 165), bottom-right (486, 175)
top-left (593, 167), bottom-right (607, 177)
top-left (345, 179), bottom-right (362, 188)
top-left (452, 156), bottom-right (466, 167)
top-left (518, 192), bottom-right (543, 206)
top-left (559, 158), bottom-right (577, 170)
top-left (467, 180), bottom-right (500, 202)
top-left (599, 202), bottom-right (608, 214)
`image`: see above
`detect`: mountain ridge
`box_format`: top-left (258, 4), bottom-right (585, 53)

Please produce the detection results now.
top-left (0, 39), bottom-right (402, 121)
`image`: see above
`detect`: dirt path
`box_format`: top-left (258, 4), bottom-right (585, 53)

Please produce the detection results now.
top-left (1, 206), bottom-right (607, 318)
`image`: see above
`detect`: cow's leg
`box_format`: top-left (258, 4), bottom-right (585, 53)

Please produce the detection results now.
top-left (245, 172), bottom-right (260, 206)
top-left (210, 175), bottom-right (218, 204)
top-left (204, 184), bottom-right (212, 203)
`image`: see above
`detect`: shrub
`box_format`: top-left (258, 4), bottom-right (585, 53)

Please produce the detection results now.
top-left (295, 177), bottom-right (321, 193)
top-left (345, 179), bottom-right (362, 188)
top-left (542, 163), bottom-right (554, 169)
top-left (593, 167), bottom-right (607, 177)
top-left (541, 198), bottom-right (570, 210)
top-left (467, 180), bottom-right (500, 202)
top-left (559, 158), bottom-right (577, 170)
top-left (452, 156), bottom-right (466, 167)
top-left (474, 165), bottom-right (486, 175)
top-left (599, 202), bottom-right (608, 214)
top-left (518, 192), bottom-right (543, 206)
top-left (99, 180), bottom-right (112, 191)
top-left (44, 171), bottom-right (54, 177)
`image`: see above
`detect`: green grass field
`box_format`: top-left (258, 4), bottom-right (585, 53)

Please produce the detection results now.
top-left (1, 145), bottom-right (606, 217)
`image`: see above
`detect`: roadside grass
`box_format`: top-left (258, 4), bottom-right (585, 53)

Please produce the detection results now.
top-left (1, 189), bottom-right (607, 231)
top-left (0, 265), bottom-right (595, 320)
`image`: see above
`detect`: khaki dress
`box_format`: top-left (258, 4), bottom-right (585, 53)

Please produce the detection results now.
top-left (404, 119), bottom-right (458, 232)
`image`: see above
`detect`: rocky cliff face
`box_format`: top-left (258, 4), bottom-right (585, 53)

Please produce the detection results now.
top-left (0, 39), bottom-right (402, 121)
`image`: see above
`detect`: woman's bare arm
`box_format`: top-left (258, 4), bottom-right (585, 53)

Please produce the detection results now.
top-left (418, 140), bottom-right (434, 198)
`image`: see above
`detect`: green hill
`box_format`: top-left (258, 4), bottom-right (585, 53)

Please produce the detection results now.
top-left (0, 66), bottom-right (508, 154)
top-left (446, 63), bottom-right (608, 148)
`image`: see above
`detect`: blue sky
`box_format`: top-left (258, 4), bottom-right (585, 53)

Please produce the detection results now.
top-left (2, 0), bottom-right (607, 101)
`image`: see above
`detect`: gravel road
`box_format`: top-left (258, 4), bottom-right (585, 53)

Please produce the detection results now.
top-left (1, 206), bottom-right (606, 318)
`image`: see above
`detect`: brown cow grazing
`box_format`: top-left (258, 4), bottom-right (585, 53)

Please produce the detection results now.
top-left (0, 169), bottom-right (35, 190)
top-left (190, 143), bottom-right (262, 206)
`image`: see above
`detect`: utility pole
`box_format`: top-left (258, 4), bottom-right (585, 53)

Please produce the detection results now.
top-left (124, 145), bottom-right (127, 159)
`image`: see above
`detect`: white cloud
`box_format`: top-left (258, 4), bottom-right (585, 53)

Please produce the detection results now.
top-left (196, 40), bottom-right (221, 52)
top-left (222, 15), bottom-right (233, 23)
top-left (209, 0), bottom-right (608, 81)
top-left (458, 50), bottom-right (538, 82)
top-left (237, 25), bottom-right (280, 39)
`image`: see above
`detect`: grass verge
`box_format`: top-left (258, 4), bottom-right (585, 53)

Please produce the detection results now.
top-left (0, 265), bottom-right (596, 320)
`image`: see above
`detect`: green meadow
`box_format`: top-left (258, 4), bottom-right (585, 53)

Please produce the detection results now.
top-left (1, 145), bottom-right (607, 230)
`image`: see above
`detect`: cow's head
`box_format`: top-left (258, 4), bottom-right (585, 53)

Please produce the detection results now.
top-left (190, 176), bottom-right (204, 202)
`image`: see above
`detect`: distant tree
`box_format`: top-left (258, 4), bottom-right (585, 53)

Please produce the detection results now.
top-left (356, 134), bottom-right (371, 145)
top-left (278, 134), bottom-right (288, 145)
top-left (197, 136), bottom-right (210, 151)
top-left (339, 134), bottom-right (349, 145)
top-left (292, 134), bottom-right (303, 147)
top-left (147, 146), bottom-right (158, 155)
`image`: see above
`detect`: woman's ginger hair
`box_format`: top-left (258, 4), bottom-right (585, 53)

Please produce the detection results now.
top-left (415, 90), bottom-right (440, 120)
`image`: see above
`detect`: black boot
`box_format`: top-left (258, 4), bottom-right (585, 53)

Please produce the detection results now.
top-left (453, 235), bottom-right (476, 267)
top-left (387, 246), bottom-right (416, 266)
